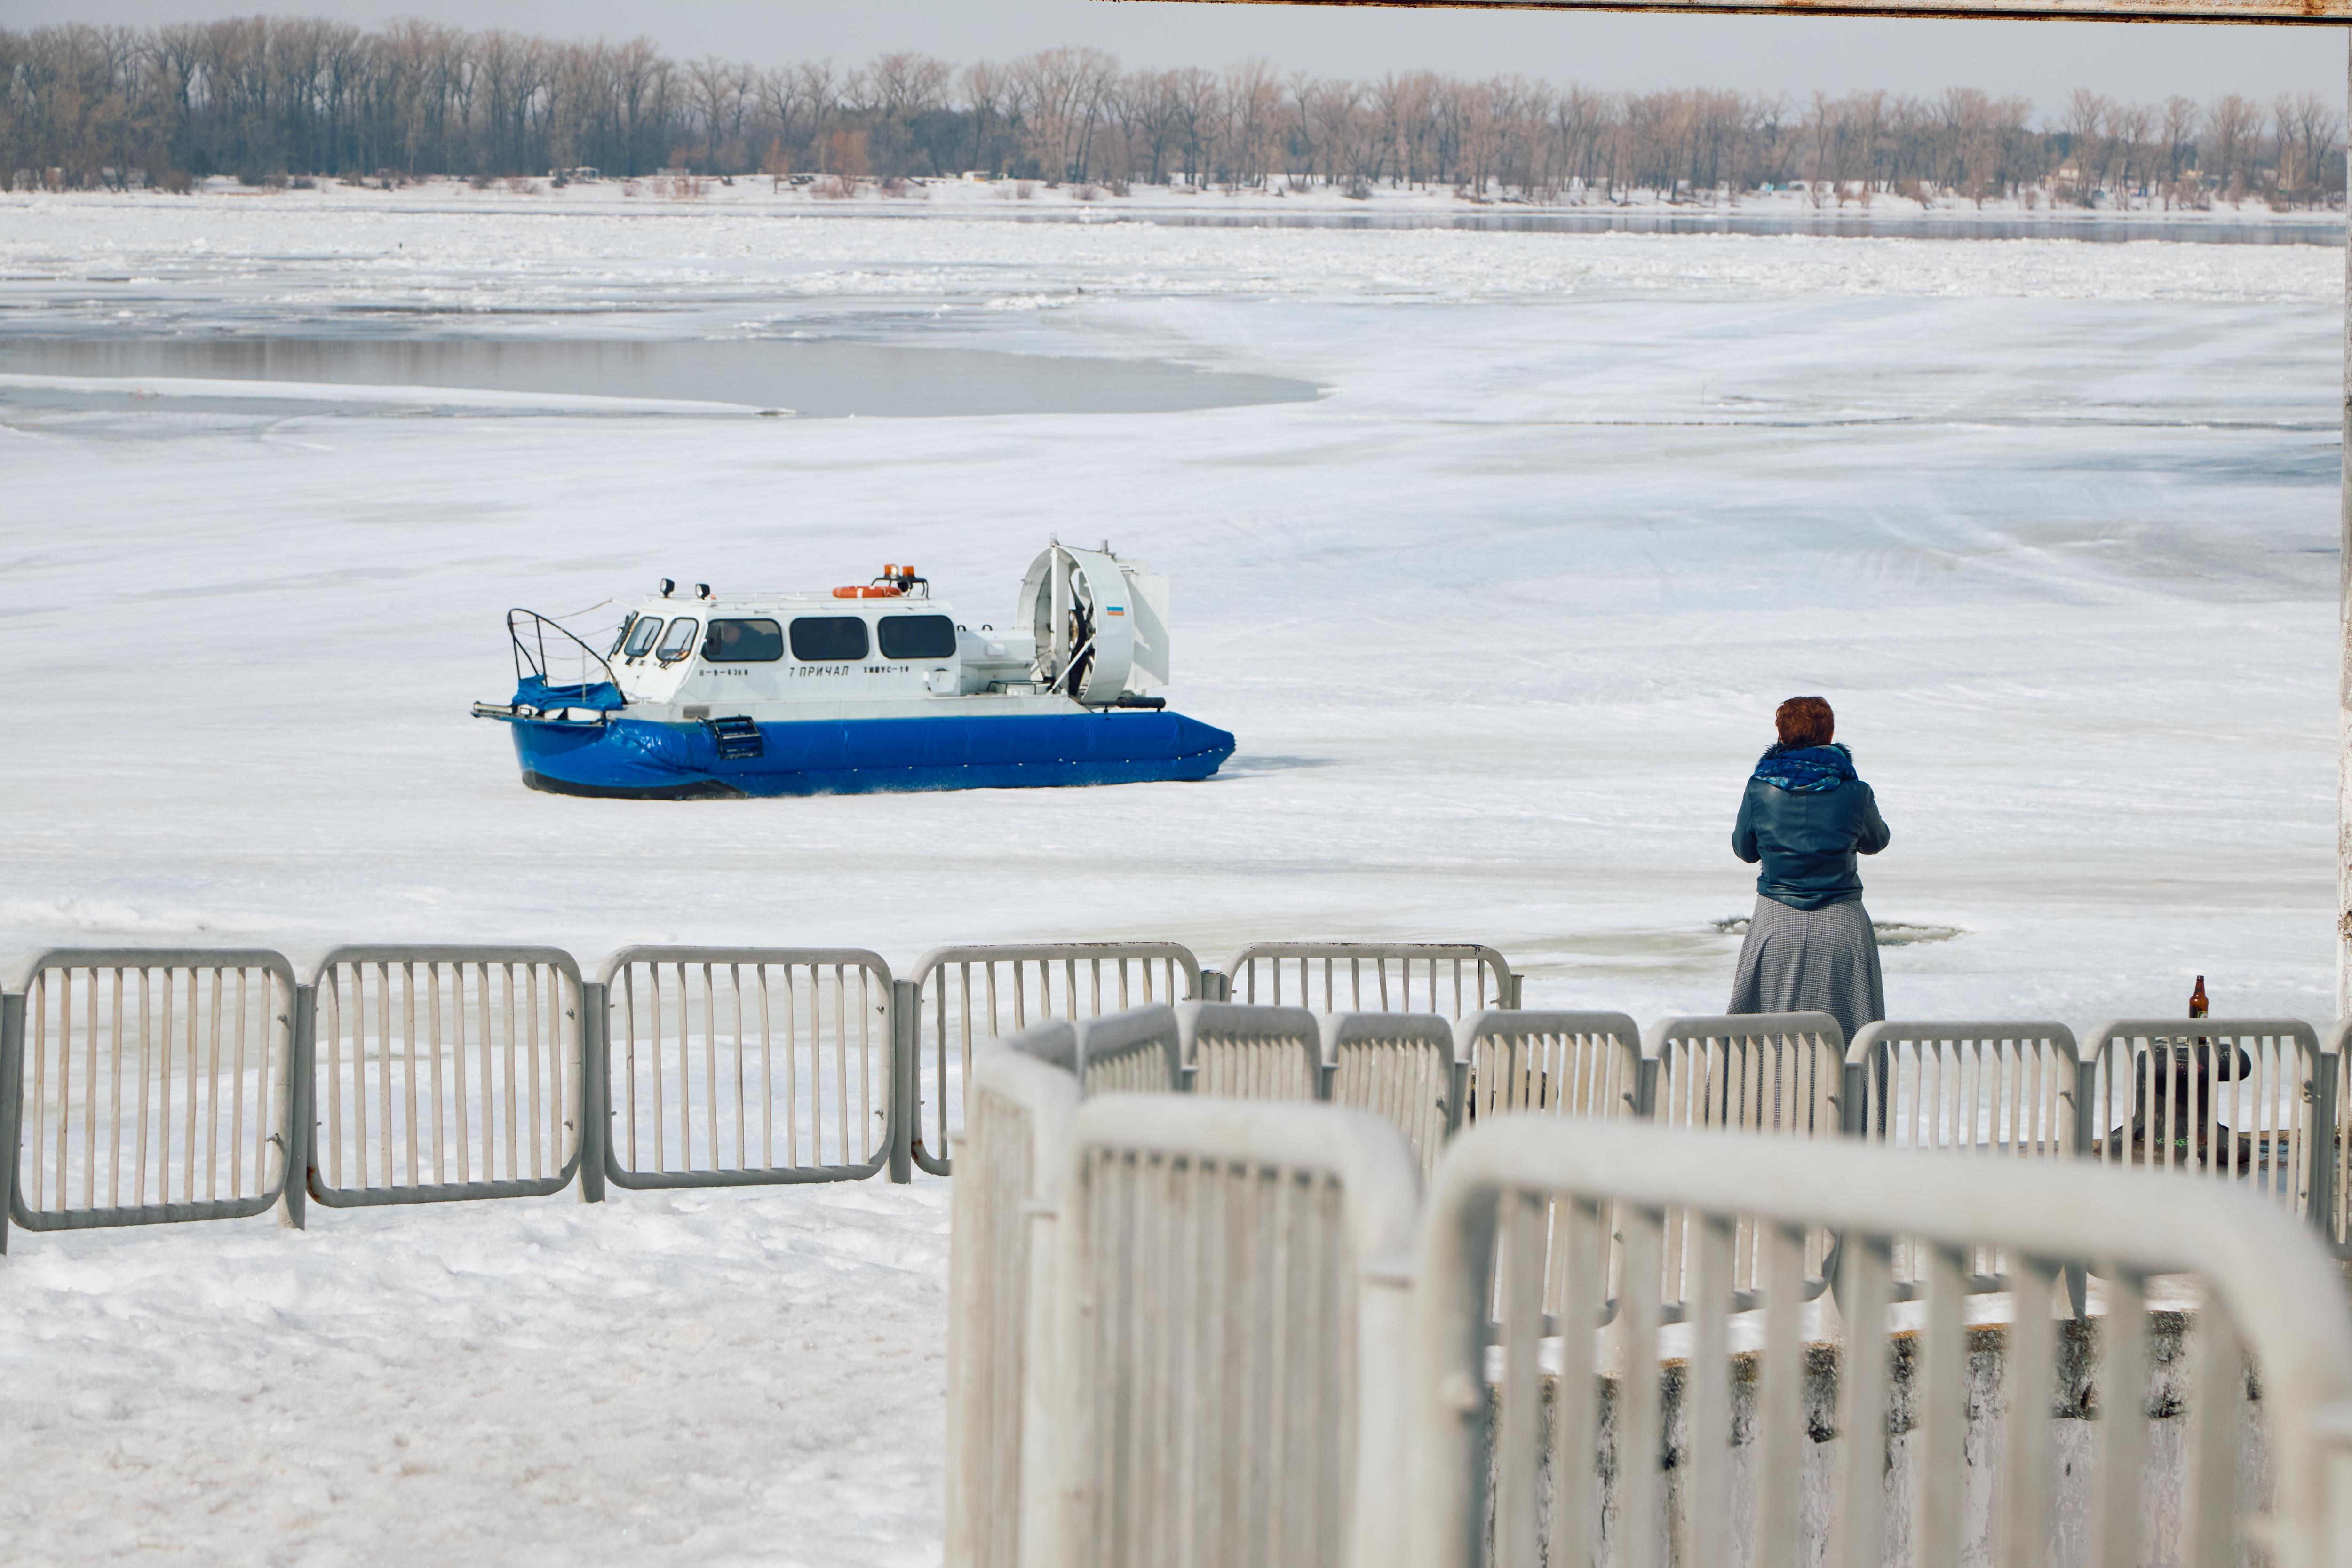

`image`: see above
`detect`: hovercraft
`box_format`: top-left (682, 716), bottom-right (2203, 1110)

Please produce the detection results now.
top-left (471, 544), bottom-right (1235, 799)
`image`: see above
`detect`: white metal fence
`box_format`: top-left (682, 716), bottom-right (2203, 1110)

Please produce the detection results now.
top-left (1224, 942), bottom-right (1517, 1017)
top-left (1048, 1094), bottom-right (1421, 1568)
top-left (598, 947), bottom-right (894, 1188)
top-left (2327, 1016), bottom-right (2352, 1252)
top-left (2, 934), bottom-right (2348, 1282)
top-left (1448, 1009), bottom-right (1647, 1335)
top-left (1845, 1018), bottom-right (2083, 1154)
top-left (1844, 1019), bottom-right (2089, 1301)
top-left (1645, 1011), bottom-right (1846, 1137)
top-left (1321, 1012), bottom-right (1459, 1174)
top-left (1645, 1013), bottom-right (1845, 1310)
top-left (310, 947), bottom-right (581, 1207)
top-left (1455, 1008), bottom-right (1644, 1125)
top-left (1414, 1118), bottom-right (2352, 1568)
top-left (908, 943), bottom-right (1202, 1176)
top-left (945, 1022), bottom-right (2352, 1568)
top-left (6, 950), bottom-right (295, 1234)
top-left (1073, 1005), bottom-right (1183, 1094)
top-left (2082, 1018), bottom-right (2326, 1217)
top-left (1180, 1001), bottom-right (1325, 1101)
top-left (945, 1040), bottom-right (1081, 1568)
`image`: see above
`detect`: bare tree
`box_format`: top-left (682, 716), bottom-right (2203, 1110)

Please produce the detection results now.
top-left (2058, 87), bottom-right (2111, 204)
top-left (2206, 93), bottom-right (2260, 200)
top-left (2108, 101), bottom-right (2152, 199)
top-left (1005, 47), bottom-right (1118, 183)
top-left (1220, 57), bottom-right (1282, 188)
top-left (1165, 65), bottom-right (1222, 187)
top-left (0, 20), bottom-right (2336, 208)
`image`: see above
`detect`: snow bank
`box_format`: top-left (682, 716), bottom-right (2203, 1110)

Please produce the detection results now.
top-left (0, 1180), bottom-right (951, 1567)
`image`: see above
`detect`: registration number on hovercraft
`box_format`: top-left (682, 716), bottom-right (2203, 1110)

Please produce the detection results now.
top-left (775, 665), bottom-right (912, 679)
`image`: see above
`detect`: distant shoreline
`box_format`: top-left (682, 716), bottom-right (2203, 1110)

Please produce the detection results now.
top-left (9, 175), bottom-right (2343, 245)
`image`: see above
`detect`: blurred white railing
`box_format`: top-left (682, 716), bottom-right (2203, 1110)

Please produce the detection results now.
top-left (1179, 1000), bottom-right (1324, 1101)
top-left (944, 1037), bottom-right (1081, 1568)
top-left (1449, 1008), bottom-right (1647, 1334)
top-left (1044, 1094), bottom-right (1421, 1568)
top-left (2326, 1017), bottom-right (2352, 1253)
top-left (310, 947), bottom-right (581, 1207)
top-left (1073, 1004), bottom-right (1182, 1094)
top-left (1412, 1117), bottom-right (2352, 1568)
top-left (1321, 1011), bottom-right (1459, 1174)
top-left (1645, 1012), bottom-right (1846, 1307)
top-left (941, 1013), bottom-right (2352, 1568)
top-left (1645, 1011), bottom-right (1846, 1137)
top-left (1223, 942), bottom-right (1518, 1017)
top-left (1844, 1019), bottom-right (2089, 1300)
top-left (1455, 1008), bottom-right (1643, 1125)
top-left (907, 943), bottom-right (1202, 1175)
top-left (597, 947), bottom-right (894, 1188)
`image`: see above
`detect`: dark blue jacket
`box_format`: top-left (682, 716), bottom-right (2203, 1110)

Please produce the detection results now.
top-left (1732, 747), bottom-right (1891, 911)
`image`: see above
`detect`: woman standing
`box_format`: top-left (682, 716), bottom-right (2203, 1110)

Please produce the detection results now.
top-left (1729, 696), bottom-right (1891, 1041)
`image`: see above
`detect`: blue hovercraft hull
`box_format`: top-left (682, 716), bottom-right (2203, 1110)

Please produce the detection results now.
top-left (511, 711), bottom-right (1236, 800)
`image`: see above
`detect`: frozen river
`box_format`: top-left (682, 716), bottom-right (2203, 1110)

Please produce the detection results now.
top-left (2, 189), bottom-right (2336, 1023)
top-left (0, 186), bottom-right (2342, 1565)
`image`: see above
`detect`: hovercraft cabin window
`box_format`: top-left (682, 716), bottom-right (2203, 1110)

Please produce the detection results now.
top-left (655, 618), bottom-right (699, 663)
top-left (702, 618), bottom-right (784, 662)
top-left (621, 616), bottom-right (664, 659)
top-left (878, 614), bottom-right (957, 661)
top-left (789, 616), bottom-right (871, 662)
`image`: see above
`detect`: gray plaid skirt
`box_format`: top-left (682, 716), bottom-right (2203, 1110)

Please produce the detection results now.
top-left (1728, 894), bottom-right (1884, 1042)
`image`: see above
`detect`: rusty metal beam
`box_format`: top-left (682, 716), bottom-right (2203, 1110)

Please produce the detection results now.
top-left (1137, 0), bottom-right (2352, 22)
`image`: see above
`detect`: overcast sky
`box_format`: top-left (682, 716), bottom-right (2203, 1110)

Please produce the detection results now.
top-left (16, 0), bottom-right (2345, 111)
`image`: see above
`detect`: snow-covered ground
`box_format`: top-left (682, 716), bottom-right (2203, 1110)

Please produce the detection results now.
top-left (0, 192), bottom-right (2343, 1564)
top-left (0, 1182), bottom-right (951, 1568)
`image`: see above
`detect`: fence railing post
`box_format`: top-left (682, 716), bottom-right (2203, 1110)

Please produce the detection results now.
top-left (2066, 1050), bottom-right (2102, 1318)
top-left (890, 978), bottom-right (917, 1184)
top-left (1506, 972), bottom-right (1523, 1009)
top-left (1196, 968), bottom-right (1229, 1003)
top-left (280, 983), bottom-right (312, 1231)
top-left (2074, 1054), bottom-right (2102, 1159)
top-left (1634, 1055), bottom-right (1660, 1120)
top-left (0, 992), bottom-right (21, 1256)
top-left (2309, 1047), bottom-right (2339, 1244)
top-left (578, 981), bottom-right (607, 1204)
top-left (1840, 1059), bottom-right (1868, 1138)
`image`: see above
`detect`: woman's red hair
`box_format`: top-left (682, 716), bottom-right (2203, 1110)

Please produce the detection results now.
top-left (1775, 696), bottom-right (1835, 749)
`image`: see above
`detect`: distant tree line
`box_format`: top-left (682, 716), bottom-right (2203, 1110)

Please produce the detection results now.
top-left (3, 17), bottom-right (2343, 208)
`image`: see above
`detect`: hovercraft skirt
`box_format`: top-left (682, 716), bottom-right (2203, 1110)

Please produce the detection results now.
top-left (509, 711), bottom-right (1234, 799)
top-left (522, 772), bottom-right (749, 802)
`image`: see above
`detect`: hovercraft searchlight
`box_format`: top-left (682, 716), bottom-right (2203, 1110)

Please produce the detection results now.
top-left (471, 544), bottom-right (1236, 799)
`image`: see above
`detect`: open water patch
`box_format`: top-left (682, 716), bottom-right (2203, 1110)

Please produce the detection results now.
top-left (0, 333), bottom-right (1320, 419)
top-left (1712, 916), bottom-right (1963, 947)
